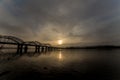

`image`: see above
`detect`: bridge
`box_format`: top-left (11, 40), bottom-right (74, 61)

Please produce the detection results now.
top-left (0, 35), bottom-right (56, 53)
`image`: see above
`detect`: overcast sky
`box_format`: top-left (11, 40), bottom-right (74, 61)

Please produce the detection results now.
top-left (0, 0), bottom-right (120, 46)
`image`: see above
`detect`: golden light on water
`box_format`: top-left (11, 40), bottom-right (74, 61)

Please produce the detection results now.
top-left (59, 53), bottom-right (62, 59)
top-left (58, 40), bottom-right (63, 45)
top-left (58, 51), bottom-right (63, 60)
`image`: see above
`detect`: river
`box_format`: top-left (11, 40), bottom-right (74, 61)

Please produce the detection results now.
top-left (0, 49), bottom-right (120, 80)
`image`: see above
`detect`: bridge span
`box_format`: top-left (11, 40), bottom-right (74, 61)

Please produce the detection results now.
top-left (0, 35), bottom-right (56, 53)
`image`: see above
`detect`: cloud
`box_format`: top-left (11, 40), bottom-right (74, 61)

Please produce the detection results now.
top-left (0, 0), bottom-right (120, 46)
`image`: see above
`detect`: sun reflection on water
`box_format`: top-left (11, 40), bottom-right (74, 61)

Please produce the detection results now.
top-left (58, 51), bottom-right (63, 60)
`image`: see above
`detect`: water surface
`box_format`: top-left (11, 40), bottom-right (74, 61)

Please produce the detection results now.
top-left (0, 49), bottom-right (120, 80)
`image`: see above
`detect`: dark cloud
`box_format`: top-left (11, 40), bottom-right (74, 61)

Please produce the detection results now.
top-left (0, 0), bottom-right (120, 46)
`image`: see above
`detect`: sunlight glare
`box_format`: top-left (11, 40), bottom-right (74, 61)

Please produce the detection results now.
top-left (58, 40), bottom-right (63, 45)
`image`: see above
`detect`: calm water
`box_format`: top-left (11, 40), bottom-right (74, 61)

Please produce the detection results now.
top-left (0, 49), bottom-right (120, 80)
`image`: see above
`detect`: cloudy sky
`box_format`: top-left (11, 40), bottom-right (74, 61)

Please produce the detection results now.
top-left (0, 0), bottom-right (120, 46)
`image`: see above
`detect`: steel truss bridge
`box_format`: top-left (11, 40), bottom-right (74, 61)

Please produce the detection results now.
top-left (0, 35), bottom-right (56, 53)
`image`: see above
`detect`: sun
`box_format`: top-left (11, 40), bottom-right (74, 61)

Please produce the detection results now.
top-left (58, 40), bottom-right (63, 45)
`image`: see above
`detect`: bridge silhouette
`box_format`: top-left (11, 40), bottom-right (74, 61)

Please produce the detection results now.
top-left (0, 35), bottom-right (57, 53)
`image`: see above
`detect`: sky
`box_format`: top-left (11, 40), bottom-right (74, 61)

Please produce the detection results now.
top-left (0, 0), bottom-right (120, 46)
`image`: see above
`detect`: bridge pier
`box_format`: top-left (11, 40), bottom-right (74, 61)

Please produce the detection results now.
top-left (35, 46), bottom-right (37, 53)
top-left (41, 46), bottom-right (45, 52)
top-left (35, 46), bottom-right (40, 53)
top-left (41, 46), bottom-right (49, 52)
top-left (38, 46), bottom-right (40, 53)
top-left (46, 46), bottom-right (48, 51)
top-left (17, 44), bottom-right (23, 53)
top-left (24, 45), bottom-right (28, 53)
top-left (45, 46), bottom-right (48, 51)
top-left (48, 46), bottom-right (52, 51)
